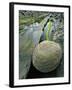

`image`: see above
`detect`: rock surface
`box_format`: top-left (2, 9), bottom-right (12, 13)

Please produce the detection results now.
top-left (32, 41), bottom-right (62, 73)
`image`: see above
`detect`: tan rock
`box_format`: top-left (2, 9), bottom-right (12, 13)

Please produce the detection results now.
top-left (32, 40), bottom-right (62, 73)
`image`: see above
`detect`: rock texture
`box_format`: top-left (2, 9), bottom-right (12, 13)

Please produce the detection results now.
top-left (32, 41), bottom-right (62, 73)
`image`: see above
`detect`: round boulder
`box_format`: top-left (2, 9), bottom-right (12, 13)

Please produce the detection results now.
top-left (32, 40), bottom-right (62, 73)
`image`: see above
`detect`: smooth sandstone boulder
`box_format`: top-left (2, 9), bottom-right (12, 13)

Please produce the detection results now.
top-left (32, 40), bottom-right (62, 73)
